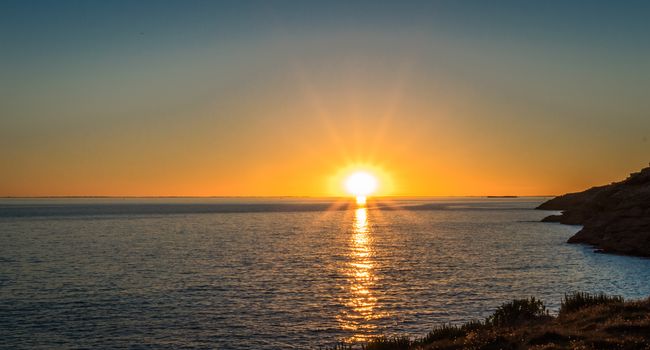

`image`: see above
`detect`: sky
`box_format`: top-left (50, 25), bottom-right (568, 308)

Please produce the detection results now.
top-left (1, 0), bottom-right (649, 197)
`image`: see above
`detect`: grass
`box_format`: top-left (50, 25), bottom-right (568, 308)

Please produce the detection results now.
top-left (559, 291), bottom-right (624, 314)
top-left (364, 336), bottom-right (412, 350)
top-left (327, 292), bottom-right (650, 350)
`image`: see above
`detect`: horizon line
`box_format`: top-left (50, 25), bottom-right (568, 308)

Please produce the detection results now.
top-left (0, 195), bottom-right (557, 199)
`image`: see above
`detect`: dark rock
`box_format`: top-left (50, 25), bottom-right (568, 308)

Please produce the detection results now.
top-left (537, 165), bottom-right (650, 257)
top-left (541, 215), bottom-right (563, 223)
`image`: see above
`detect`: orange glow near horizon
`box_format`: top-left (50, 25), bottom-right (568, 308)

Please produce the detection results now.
top-left (1, 53), bottom-right (647, 198)
top-left (2, 2), bottom-right (649, 199)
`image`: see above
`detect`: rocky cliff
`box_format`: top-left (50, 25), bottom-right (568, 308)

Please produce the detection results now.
top-left (538, 166), bottom-right (650, 257)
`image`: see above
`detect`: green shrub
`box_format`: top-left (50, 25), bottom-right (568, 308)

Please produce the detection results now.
top-left (486, 297), bottom-right (548, 327)
top-left (418, 324), bottom-right (466, 343)
top-left (559, 292), bottom-right (623, 314)
top-left (460, 319), bottom-right (485, 332)
top-left (363, 336), bottom-right (412, 350)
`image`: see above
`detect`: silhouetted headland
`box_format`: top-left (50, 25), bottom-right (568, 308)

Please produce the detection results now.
top-left (538, 165), bottom-right (650, 257)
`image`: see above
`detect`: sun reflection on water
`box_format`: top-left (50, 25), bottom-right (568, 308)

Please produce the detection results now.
top-left (337, 207), bottom-right (387, 342)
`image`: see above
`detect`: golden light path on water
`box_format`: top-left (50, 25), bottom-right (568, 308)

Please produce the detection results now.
top-left (337, 205), bottom-right (388, 342)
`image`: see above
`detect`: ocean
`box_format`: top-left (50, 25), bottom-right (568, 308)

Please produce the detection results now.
top-left (2, 197), bottom-right (650, 349)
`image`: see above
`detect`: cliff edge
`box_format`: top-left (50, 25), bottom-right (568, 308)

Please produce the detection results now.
top-left (537, 165), bottom-right (650, 257)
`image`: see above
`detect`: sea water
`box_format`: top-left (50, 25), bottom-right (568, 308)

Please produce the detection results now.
top-left (2, 197), bottom-right (650, 349)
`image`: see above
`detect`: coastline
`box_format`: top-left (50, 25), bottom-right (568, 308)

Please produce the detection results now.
top-left (536, 166), bottom-right (650, 257)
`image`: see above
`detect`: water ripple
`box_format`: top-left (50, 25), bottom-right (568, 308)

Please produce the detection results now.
top-left (2, 198), bottom-right (650, 349)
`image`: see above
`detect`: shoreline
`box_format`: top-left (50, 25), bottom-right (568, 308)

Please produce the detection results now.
top-left (537, 166), bottom-right (650, 257)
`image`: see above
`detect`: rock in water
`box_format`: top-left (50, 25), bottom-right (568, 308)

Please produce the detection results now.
top-left (537, 166), bottom-right (650, 257)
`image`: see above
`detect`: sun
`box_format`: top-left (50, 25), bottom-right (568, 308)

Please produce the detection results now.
top-left (345, 171), bottom-right (378, 205)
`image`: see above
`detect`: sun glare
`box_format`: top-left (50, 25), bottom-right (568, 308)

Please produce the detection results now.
top-left (345, 172), bottom-right (378, 205)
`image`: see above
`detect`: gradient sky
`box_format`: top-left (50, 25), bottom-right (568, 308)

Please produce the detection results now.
top-left (1, 0), bottom-right (649, 197)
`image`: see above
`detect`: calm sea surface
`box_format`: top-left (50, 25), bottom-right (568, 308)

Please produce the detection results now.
top-left (2, 197), bottom-right (650, 349)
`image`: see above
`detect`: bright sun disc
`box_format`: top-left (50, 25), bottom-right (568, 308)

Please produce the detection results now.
top-left (345, 172), bottom-right (378, 200)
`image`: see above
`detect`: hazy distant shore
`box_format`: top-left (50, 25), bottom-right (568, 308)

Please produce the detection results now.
top-left (0, 197), bottom-right (544, 217)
